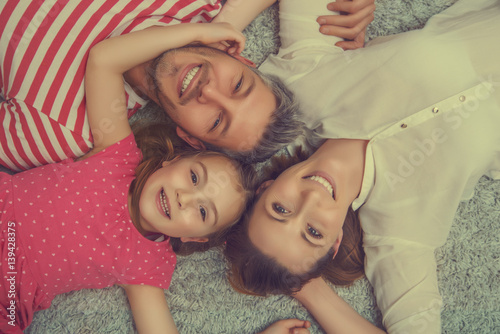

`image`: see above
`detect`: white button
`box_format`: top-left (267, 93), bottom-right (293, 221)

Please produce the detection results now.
top-left (459, 95), bottom-right (466, 102)
top-left (432, 107), bottom-right (439, 113)
top-left (401, 123), bottom-right (407, 129)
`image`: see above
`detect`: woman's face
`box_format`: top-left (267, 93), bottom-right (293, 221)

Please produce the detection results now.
top-left (247, 140), bottom-right (365, 274)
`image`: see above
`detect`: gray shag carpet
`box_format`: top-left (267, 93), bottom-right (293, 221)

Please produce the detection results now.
top-left (24, 0), bottom-right (499, 333)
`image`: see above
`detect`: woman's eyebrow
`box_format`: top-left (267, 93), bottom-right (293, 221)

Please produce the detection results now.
top-left (301, 232), bottom-right (322, 248)
top-left (264, 206), bottom-right (286, 223)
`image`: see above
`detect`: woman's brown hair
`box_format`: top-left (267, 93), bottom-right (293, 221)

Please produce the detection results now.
top-left (224, 148), bottom-right (365, 296)
top-left (128, 120), bottom-right (257, 256)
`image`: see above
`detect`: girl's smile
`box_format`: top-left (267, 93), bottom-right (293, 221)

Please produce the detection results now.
top-left (137, 154), bottom-right (245, 240)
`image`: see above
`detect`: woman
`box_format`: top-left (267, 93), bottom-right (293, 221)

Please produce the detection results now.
top-left (224, 0), bottom-right (500, 332)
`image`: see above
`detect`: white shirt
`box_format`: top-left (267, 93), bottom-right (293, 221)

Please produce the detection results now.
top-left (260, 0), bottom-right (500, 332)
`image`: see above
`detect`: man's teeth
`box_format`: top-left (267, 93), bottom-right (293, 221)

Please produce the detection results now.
top-left (307, 176), bottom-right (334, 197)
top-left (180, 66), bottom-right (200, 95)
top-left (160, 189), bottom-right (170, 218)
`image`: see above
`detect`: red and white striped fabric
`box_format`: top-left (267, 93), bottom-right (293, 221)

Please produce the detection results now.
top-left (0, 0), bottom-right (221, 172)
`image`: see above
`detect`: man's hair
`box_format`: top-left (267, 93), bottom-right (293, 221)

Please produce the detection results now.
top-left (203, 68), bottom-right (307, 164)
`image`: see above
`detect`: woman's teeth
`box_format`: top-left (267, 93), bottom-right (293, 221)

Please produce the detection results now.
top-left (160, 189), bottom-right (170, 218)
top-left (180, 66), bottom-right (200, 95)
top-left (307, 175), bottom-right (334, 197)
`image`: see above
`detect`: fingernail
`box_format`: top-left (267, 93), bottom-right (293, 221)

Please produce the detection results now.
top-left (318, 18), bottom-right (326, 25)
top-left (320, 26), bottom-right (329, 34)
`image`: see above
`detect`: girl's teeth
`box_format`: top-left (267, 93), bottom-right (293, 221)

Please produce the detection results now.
top-left (160, 189), bottom-right (170, 217)
top-left (308, 176), bottom-right (334, 197)
top-left (181, 66), bottom-right (200, 95)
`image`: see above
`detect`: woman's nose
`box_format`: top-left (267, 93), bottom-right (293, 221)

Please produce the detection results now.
top-left (299, 188), bottom-right (332, 216)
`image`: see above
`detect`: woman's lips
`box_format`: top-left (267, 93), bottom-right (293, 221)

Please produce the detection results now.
top-left (304, 171), bottom-right (336, 199)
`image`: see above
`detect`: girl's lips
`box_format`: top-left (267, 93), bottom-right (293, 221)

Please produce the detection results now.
top-left (177, 64), bottom-right (201, 97)
top-left (156, 189), bottom-right (171, 219)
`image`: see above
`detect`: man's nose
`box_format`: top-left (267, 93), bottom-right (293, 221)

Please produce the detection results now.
top-left (198, 81), bottom-right (232, 109)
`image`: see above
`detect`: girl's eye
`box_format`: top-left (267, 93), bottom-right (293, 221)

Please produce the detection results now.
top-left (307, 225), bottom-right (322, 239)
top-left (199, 206), bottom-right (206, 221)
top-left (272, 203), bottom-right (289, 214)
top-left (191, 170), bottom-right (198, 185)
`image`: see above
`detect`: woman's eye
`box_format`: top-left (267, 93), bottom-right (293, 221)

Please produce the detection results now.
top-left (272, 203), bottom-right (289, 214)
top-left (211, 117), bottom-right (220, 130)
top-left (199, 206), bottom-right (206, 221)
top-left (307, 225), bottom-right (322, 239)
top-left (191, 170), bottom-right (198, 185)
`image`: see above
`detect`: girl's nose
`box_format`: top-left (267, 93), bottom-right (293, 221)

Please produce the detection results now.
top-left (177, 190), bottom-right (196, 209)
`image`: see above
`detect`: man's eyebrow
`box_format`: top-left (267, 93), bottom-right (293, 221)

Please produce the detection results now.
top-left (242, 75), bottom-right (255, 98)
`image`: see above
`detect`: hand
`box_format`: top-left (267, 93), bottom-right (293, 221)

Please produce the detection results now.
top-left (195, 22), bottom-right (246, 55)
top-left (259, 319), bottom-right (311, 334)
top-left (317, 0), bottom-right (375, 50)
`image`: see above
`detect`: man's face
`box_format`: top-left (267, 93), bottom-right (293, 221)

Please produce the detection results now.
top-left (150, 46), bottom-right (277, 151)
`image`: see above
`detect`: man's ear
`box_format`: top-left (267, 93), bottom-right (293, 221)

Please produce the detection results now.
top-left (256, 180), bottom-right (274, 195)
top-left (331, 230), bottom-right (344, 260)
top-left (176, 127), bottom-right (206, 150)
top-left (232, 54), bottom-right (256, 68)
top-left (180, 236), bottom-right (209, 243)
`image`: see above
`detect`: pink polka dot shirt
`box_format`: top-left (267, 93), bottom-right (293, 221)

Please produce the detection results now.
top-left (0, 134), bottom-right (176, 331)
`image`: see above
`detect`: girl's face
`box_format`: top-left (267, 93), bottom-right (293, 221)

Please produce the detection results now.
top-left (247, 140), bottom-right (365, 274)
top-left (138, 154), bottom-right (245, 240)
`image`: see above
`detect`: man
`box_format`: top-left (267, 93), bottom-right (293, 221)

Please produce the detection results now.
top-left (1, 0), bottom-right (370, 172)
top-left (0, 0), bottom-right (303, 172)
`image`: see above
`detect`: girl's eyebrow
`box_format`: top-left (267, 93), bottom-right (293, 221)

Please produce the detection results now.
top-left (199, 161), bottom-right (218, 226)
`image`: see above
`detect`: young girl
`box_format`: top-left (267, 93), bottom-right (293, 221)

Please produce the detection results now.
top-left (0, 23), bottom-right (255, 333)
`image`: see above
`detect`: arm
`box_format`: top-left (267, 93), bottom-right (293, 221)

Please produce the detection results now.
top-left (213, 0), bottom-right (277, 32)
top-left (122, 284), bottom-right (178, 334)
top-left (294, 278), bottom-right (386, 334)
top-left (85, 23), bottom-right (245, 154)
top-left (317, 0), bottom-right (375, 50)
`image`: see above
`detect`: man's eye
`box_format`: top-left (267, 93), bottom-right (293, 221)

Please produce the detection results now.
top-left (199, 206), bottom-right (206, 221)
top-left (272, 203), bottom-right (289, 214)
top-left (191, 170), bottom-right (198, 185)
top-left (234, 77), bottom-right (243, 92)
top-left (307, 225), bottom-right (322, 239)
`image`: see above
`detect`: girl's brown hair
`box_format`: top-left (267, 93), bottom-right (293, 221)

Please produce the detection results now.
top-left (128, 121), bottom-right (257, 256)
top-left (224, 148), bottom-right (364, 296)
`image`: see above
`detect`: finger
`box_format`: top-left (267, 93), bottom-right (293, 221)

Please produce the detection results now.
top-left (320, 13), bottom-right (372, 40)
top-left (291, 329), bottom-right (310, 334)
top-left (335, 31), bottom-right (366, 50)
top-left (318, 4), bottom-right (375, 28)
top-left (280, 319), bottom-right (311, 329)
top-left (327, 0), bottom-right (375, 14)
